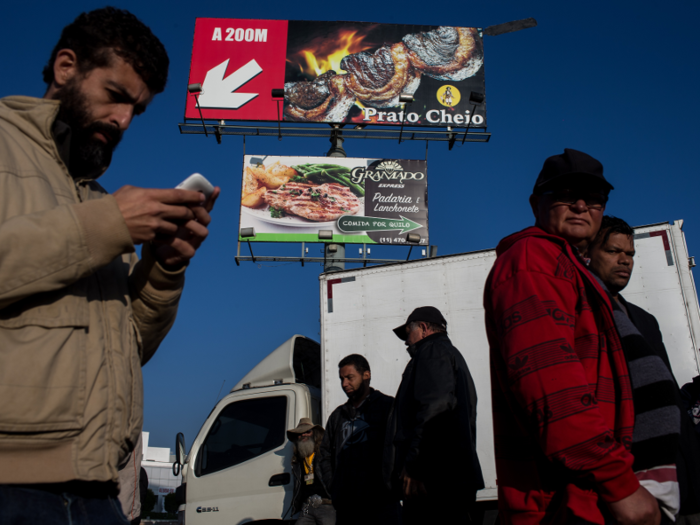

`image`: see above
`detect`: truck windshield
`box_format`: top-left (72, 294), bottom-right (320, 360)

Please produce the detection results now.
top-left (196, 396), bottom-right (287, 476)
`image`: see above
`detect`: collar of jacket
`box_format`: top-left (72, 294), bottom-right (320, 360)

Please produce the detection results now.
top-left (495, 225), bottom-right (573, 256)
top-left (0, 95), bottom-right (109, 181)
top-left (495, 225), bottom-right (613, 315)
top-left (407, 331), bottom-right (449, 358)
top-left (341, 387), bottom-right (378, 416)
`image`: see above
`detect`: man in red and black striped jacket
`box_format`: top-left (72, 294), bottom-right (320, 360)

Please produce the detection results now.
top-left (484, 149), bottom-right (661, 525)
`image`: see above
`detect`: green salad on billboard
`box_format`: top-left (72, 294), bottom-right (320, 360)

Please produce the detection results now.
top-left (240, 155), bottom-right (428, 244)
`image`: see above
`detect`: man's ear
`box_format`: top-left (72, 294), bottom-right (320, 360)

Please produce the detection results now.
top-left (530, 193), bottom-right (542, 226)
top-left (529, 194), bottom-right (540, 222)
top-left (51, 49), bottom-right (79, 89)
top-left (363, 370), bottom-right (371, 382)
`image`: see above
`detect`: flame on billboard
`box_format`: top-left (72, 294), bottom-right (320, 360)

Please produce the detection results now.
top-left (290, 28), bottom-right (376, 77)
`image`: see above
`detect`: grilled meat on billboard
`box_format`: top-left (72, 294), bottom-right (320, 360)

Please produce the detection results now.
top-left (284, 71), bottom-right (356, 122)
top-left (402, 27), bottom-right (482, 81)
top-left (341, 43), bottom-right (421, 108)
top-left (284, 23), bottom-right (484, 124)
top-left (239, 156), bottom-right (428, 244)
top-left (241, 161), bottom-right (362, 222)
top-left (263, 182), bottom-right (361, 222)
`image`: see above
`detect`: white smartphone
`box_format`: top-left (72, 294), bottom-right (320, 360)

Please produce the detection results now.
top-left (176, 173), bottom-right (215, 201)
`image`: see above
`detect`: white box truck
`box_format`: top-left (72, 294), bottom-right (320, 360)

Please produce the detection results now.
top-left (173, 221), bottom-right (700, 524)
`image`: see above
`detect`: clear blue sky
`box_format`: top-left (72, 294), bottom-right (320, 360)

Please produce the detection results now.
top-left (3, 0), bottom-right (699, 451)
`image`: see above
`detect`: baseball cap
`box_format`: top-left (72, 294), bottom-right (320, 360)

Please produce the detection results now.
top-left (393, 306), bottom-right (447, 341)
top-left (533, 148), bottom-right (614, 195)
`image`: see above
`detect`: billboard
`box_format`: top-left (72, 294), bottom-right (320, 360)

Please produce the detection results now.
top-left (187, 19), bottom-right (486, 128)
top-left (239, 156), bottom-right (428, 244)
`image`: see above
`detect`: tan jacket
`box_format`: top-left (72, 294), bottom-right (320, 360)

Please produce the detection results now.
top-left (118, 433), bottom-right (143, 520)
top-left (0, 96), bottom-right (184, 484)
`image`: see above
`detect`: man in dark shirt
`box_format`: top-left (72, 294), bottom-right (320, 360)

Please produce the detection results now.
top-left (588, 215), bottom-right (700, 521)
top-left (386, 306), bottom-right (484, 525)
top-left (287, 419), bottom-right (334, 525)
top-left (318, 355), bottom-right (398, 525)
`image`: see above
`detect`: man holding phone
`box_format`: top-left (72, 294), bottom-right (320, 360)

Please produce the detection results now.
top-left (0, 8), bottom-right (219, 523)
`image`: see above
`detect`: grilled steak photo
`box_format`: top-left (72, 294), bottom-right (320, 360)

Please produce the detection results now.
top-left (341, 43), bottom-right (421, 108)
top-left (403, 26), bottom-right (483, 81)
top-left (284, 71), bottom-right (357, 122)
top-left (262, 182), bottom-right (362, 222)
top-left (283, 24), bottom-right (484, 123)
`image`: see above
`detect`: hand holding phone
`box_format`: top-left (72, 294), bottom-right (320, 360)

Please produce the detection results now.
top-left (176, 173), bottom-right (215, 202)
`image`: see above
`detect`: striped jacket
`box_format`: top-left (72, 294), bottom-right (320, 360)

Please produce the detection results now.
top-left (484, 227), bottom-right (638, 525)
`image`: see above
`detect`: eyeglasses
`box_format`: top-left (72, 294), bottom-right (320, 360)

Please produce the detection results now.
top-left (541, 189), bottom-right (608, 210)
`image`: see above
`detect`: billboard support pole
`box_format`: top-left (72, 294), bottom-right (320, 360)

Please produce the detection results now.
top-left (271, 89), bottom-right (285, 141)
top-left (327, 125), bottom-right (346, 158)
top-left (324, 126), bottom-right (347, 272)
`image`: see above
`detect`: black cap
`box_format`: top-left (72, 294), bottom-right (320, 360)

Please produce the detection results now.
top-left (533, 148), bottom-right (614, 195)
top-left (393, 306), bottom-right (447, 341)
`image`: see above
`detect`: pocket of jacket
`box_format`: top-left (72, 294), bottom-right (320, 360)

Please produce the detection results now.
top-left (0, 288), bottom-right (88, 433)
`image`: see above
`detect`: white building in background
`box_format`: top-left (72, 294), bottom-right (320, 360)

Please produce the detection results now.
top-left (141, 432), bottom-right (179, 514)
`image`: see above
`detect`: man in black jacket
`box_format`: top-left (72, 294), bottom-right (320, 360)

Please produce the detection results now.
top-left (588, 216), bottom-right (700, 521)
top-left (287, 418), bottom-right (334, 525)
top-left (318, 355), bottom-right (398, 525)
top-left (387, 306), bottom-right (484, 525)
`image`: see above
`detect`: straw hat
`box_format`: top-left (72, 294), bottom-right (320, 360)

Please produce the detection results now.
top-left (286, 417), bottom-right (322, 440)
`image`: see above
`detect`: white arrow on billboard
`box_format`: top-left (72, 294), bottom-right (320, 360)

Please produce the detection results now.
top-left (198, 59), bottom-right (263, 109)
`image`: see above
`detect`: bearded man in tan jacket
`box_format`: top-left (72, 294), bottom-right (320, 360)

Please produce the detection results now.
top-left (0, 8), bottom-right (219, 524)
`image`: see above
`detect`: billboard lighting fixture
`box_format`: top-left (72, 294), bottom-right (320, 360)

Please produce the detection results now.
top-left (318, 230), bottom-right (333, 240)
top-left (327, 244), bottom-right (339, 253)
top-left (271, 88), bottom-right (284, 98)
top-left (187, 83), bottom-right (208, 138)
top-left (240, 227), bottom-right (256, 238)
top-left (406, 233), bottom-right (421, 244)
top-left (398, 93), bottom-right (414, 145)
top-left (461, 91), bottom-right (486, 146)
top-left (405, 233), bottom-right (421, 261)
top-left (469, 92), bottom-right (485, 104)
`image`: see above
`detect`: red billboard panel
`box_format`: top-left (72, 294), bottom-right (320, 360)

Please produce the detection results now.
top-left (186, 19), bottom-right (288, 122)
top-left (186, 19), bottom-right (486, 128)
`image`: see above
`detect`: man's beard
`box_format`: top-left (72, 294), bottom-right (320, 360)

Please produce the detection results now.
top-left (346, 379), bottom-right (368, 402)
top-left (55, 78), bottom-right (122, 178)
top-left (296, 437), bottom-right (315, 458)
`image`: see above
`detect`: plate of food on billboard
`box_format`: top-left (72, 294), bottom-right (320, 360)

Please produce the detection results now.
top-left (240, 155), bottom-right (428, 244)
top-left (187, 19), bottom-right (485, 128)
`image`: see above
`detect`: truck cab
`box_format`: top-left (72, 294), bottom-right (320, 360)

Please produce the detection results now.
top-left (175, 335), bottom-right (321, 524)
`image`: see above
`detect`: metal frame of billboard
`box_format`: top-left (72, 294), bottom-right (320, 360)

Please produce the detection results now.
top-left (234, 239), bottom-right (436, 267)
top-left (178, 121), bottom-right (490, 147)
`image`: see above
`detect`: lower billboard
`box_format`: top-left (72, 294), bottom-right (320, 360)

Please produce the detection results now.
top-left (239, 155), bottom-right (428, 244)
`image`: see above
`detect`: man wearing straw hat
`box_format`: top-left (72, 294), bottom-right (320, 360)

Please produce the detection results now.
top-left (287, 418), bottom-right (335, 524)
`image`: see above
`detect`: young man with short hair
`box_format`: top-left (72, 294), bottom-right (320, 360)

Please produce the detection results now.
top-left (318, 354), bottom-right (398, 525)
top-left (588, 216), bottom-right (699, 522)
top-left (0, 8), bottom-right (219, 523)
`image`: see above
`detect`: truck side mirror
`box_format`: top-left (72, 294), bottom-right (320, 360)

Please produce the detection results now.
top-left (173, 432), bottom-right (186, 476)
